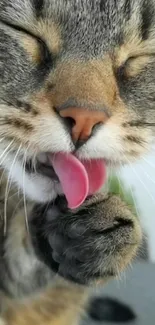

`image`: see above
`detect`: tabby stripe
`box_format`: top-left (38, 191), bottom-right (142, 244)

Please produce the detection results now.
top-left (123, 0), bottom-right (131, 21)
top-left (33, 0), bottom-right (44, 18)
top-left (125, 135), bottom-right (143, 145)
top-left (5, 117), bottom-right (33, 131)
top-left (141, 0), bottom-right (154, 40)
top-left (123, 120), bottom-right (155, 127)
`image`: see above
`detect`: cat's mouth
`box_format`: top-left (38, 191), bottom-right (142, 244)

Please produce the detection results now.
top-left (25, 152), bottom-right (106, 209)
top-left (26, 154), bottom-right (59, 181)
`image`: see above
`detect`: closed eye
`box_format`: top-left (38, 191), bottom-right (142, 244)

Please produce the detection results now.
top-left (116, 53), bottom-right (153, 80)
top-left (0, 18), bottom-right (52, 66)
top-left (0, 17), bottom-right (37, 39)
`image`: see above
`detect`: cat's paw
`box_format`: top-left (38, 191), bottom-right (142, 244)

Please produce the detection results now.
top-left (30, 194), bottom-right (141, 285)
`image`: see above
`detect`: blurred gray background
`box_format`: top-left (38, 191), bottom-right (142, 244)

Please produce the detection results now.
top-left (82, 262), bottom-right (155, 325)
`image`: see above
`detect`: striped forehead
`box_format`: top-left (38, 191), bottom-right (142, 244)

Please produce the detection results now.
top-left (0, 0), bottom-right (154, 57)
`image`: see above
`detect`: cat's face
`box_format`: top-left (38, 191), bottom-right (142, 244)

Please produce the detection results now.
top-left (0, 0), bottom-right (155, 202)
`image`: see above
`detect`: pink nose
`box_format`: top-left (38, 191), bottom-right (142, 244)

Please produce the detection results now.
top-left (60, 107), bottom-right (108, 142)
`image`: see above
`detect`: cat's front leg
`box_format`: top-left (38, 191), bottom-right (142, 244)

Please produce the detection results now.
top-left (30, 193), bottom-right (142, 285)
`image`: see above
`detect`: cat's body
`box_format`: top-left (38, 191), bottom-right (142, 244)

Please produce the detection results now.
top-left (0, 0), bottom-right (154, 324)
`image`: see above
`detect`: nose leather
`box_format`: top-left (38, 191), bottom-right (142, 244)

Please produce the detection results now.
top-left (59, 107), bottom-right (108, 142)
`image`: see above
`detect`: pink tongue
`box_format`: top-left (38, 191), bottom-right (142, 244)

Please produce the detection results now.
top-left (51, 153), bottom-right (106, 209)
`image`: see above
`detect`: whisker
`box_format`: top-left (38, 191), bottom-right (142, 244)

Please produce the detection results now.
top-left (8, 191), bottom-right (20, 200)
top-left (0, 145), bottom-right (18, 206)
top-left (116, 173), bottom-right (123, 194)
top-left (123, 154), bottom-right (155, 207)
top-left (0, 137), bottom-right (4, 144)
top-left (4, 144), bottom-right (22, 234)
top-left (118, 168), bottom-right (140, 219)
top-left (22, 145), bottom-right (31, 234)
top-left (31, 148), bottom-right (37, 174)
top-left (128, 182), bottom-right (140, 218)
top-left (0, 147), bottom-right (15, 168)
top-left (0, 139), bottom-right (14, 165)
top-left (12, 196), bottom-right (24, 220)
top-left (5, 144), bottom-right (22, 197)
top-left (138, 164), bottom-right (155, 188)
top-left (0, 168), bottom-right (6, 186)
top-left (142, 156), bottom-right (155, 170)
top-left (107, 161), bottom-right (114, 190)
top-left (0, 141), bottom-right (16, 191)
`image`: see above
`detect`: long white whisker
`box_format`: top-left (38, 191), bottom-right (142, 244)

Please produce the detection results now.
top-left (31, 147), bottom-right (37, 174)
top-left (142, 156), bottom-right (155, 171)
top-left (107, 161), bottom-right (114, 190)
top-left (12, 196), bottom-right (24, 220)
top-left (0, 138), bottom-right (4, 144)
top-left (0, 168), bottom-right (6, 186)
top-left (128, 182), bottom-right (140, 218)
top-left (116, 173), bottom-right (122, 194)
top-left (0, 147), bottom-right (15, 171)
top-left (22, 145), bottom-right (30, 234)
top-left (4, 144), bottom-right (22, 234)
top-left (123, 155), bottom-right (155, 207)
top-left (0, 145), bottom-right (17, 209)
top-left (4, 144), bottom-right (22, 199)
top-left (117, 168), bottom-right (140, 219)
top-left (138, 164), bottom-right (155, 188)
top-left (0, 139), bottom-right (14, 165)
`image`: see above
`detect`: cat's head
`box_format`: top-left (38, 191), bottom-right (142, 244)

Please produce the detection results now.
top-left (0, 0), bottom-right (155, 203)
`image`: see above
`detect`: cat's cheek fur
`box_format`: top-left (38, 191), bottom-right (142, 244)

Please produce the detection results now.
top-left (78, 118), bottom-right (152, 162)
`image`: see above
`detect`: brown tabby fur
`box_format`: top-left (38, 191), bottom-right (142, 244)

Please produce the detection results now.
top-left (1, 0), bottom-right (154, 324)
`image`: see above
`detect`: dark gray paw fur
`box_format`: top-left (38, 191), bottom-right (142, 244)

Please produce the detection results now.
top-left (30, 194), bottom-right (141, 285)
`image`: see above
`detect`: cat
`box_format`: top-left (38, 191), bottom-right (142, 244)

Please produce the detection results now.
top-left (0, 0), bottom-right (154, 324)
